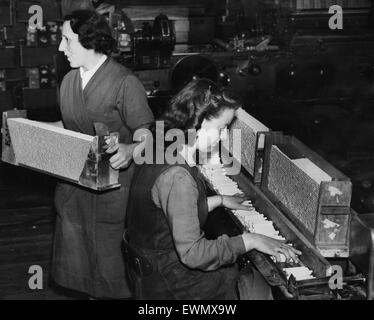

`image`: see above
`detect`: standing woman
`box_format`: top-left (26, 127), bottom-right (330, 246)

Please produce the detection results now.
top-left (125, 79), bottom-right (300, 299)
top-left (53, 10), bottom-right (154, 299)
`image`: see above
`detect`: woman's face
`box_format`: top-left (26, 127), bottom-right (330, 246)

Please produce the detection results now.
top-left (59, 21), bottom-right (89, 69)
top-left (196, 108), bottom-right (235, 153)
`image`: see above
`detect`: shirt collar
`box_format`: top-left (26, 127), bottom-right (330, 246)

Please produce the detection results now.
top-left (179, 144), bottom-right (196, 167)
top-left (79, 54), bottom-right (107, 79)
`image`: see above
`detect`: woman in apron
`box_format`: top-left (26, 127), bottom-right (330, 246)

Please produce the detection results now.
top-left (52, 10), bottom-right (154, 298)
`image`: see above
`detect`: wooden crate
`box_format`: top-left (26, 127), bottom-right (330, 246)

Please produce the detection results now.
top-left (2, 111), bottom-right (120, 191)
top-left (261, 132), bottom-right (352, 258)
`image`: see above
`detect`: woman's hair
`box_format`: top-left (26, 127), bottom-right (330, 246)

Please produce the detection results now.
top-left (63, 10), bottom-right (116, 55)
top-left (159, 78), bottom-right (240, 136)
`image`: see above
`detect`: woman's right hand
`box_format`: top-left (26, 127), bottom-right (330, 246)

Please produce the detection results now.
top-left (242, 233), bottom-right (301, 263)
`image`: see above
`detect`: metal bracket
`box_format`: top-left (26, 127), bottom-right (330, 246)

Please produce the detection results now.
top-left (1, 109), bottom-right (27, 165)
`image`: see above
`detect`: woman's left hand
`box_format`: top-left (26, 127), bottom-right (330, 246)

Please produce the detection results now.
top-left (106, 143), bottom-right (135, 170)
top-left (222, 194), bottom-right (254, 211)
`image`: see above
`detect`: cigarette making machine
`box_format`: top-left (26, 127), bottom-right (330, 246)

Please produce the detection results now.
top-left (199, 109), bottom-right (374, 300)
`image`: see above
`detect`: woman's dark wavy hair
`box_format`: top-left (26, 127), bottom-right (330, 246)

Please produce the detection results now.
top-left (63, 10), bottom-right (116, 55)
top-left (158, 78), bottom-right (240, 138)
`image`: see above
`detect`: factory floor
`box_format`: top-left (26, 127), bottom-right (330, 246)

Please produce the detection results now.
top-left (0, 163), bottom-right (84, 300)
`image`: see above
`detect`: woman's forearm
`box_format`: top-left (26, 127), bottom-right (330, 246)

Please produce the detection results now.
top-left (207, 195), bottom-right (223, 212)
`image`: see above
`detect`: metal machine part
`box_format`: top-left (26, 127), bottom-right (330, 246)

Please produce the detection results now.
top-left (169, 54), bottom-right (219, 92)
top-left (200, 108), bottom-right (371, 299)
top-left (133, 14), bottom-right (176, 69)
top-left (350, 213), bottom-right (374, 300)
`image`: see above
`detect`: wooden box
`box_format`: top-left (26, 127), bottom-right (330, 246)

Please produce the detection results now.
top-left (222, 107), bottom-right (270, 184)
top-left (1, 109), bottom-right (120, 191)
top-left (261, 132), bottom-right (352, 258)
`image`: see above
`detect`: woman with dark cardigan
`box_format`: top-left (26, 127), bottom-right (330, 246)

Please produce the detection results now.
top-left (125, 79), bottom-right (300, 299)
top-left (53, 10), bottom-right (154, 299)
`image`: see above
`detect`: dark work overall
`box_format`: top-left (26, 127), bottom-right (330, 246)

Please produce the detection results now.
top-left (125, 163), bottom-right (240, 300)
top-left (52, 58), bottom-right (154, 298)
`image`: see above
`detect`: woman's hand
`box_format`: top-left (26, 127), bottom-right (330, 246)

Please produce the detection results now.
top-left (106, 142), bottom-right (136, 170)
top-left (207, 194), bottom-right (253, 212)
top-left (242, 233), bottom-right (301, 263)
top-left (222, 194), bottom-right (253, 211)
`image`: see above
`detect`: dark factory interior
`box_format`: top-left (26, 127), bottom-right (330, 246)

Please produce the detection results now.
top-left (1, 0), bottom-right (374, 301)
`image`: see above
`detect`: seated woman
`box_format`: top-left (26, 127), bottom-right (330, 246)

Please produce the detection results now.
top-left (125, 79), bottom-right (301, 300)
